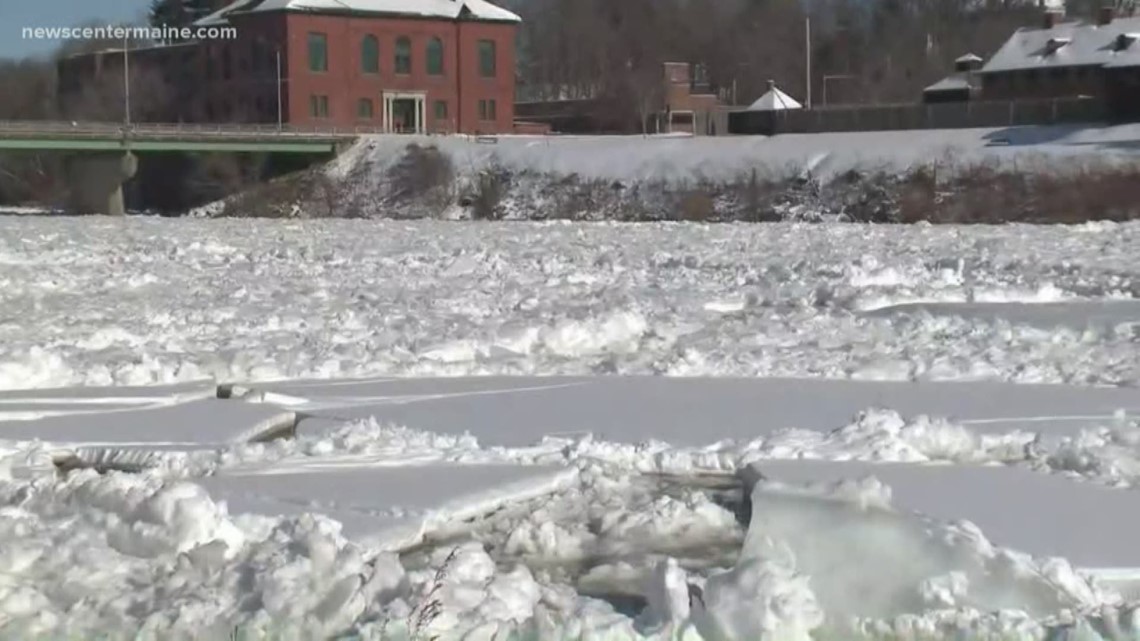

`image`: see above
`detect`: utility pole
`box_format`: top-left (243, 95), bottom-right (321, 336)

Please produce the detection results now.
top-left (805, 17), bottom-right (812, 109)
top-left (123, 31), bottom-right (131, 127)
top-left (276, 48), bottom-right (283, 130)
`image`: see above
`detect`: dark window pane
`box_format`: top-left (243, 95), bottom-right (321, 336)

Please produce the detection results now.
top-left (478, 39), bottom-right (496, 77)
top-left (308, 33), bottom-right (328, 72)
top-left (361, 35), bottom-right (379, 73)
top-left (395, 37), bottom-right (412, 74)
top-left (427, 37), bottom-right (444, 75)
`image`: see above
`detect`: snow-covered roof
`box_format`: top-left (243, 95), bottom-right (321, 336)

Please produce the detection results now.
top-left (746, 85), bottom-right (802, 111)
top-left (955, 53), bottom-right (983, 64)
top-left (196, 0), bottom-right (521, 26)
top-left (980, 15), bottom-right (1140, 73)
top-left (923, 74), bottom-right (973, 93)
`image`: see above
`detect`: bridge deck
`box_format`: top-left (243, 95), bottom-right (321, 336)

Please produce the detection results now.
top-left (0, 121), bottom-right (380, 153)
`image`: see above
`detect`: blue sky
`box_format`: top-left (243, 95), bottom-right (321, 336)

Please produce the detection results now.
top-left (0, 0), bottom-right (150, 60)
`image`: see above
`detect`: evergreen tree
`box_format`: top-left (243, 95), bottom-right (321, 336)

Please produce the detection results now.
top-left (148, 0), bottom-right (219, 31)
top-left (184, 0), bottom-right (221, 23)
top-left (149, 0), bottom-right (189, 30)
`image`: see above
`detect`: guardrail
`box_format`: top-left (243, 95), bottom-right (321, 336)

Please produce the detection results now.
top-left (0, 120), bottom-right (387, 139)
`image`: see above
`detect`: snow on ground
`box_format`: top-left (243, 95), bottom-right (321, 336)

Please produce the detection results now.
top-left (4, 216), bottom-right (1140, 639)
top-left (0, 206), bottom-right (60, 216)
top-left (2, 217), bottom-right (1140, 389)
top-left (330, 124), bottom-right (1140, 186)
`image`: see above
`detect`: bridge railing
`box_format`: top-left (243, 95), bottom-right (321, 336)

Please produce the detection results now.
top-left (0, 120), bottom-right (390, 139)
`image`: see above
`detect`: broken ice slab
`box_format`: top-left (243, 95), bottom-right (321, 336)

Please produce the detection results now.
top-left (199, 463), bottom-right (578, 551)
top-left (0, 379), bottom-right (217, 421)
top-left (861, 299), bottom-right (1140, 332)
top-left (743, 459), bottom-right (1140, 594)
top-left (0, 395), bottom-right (296, 448)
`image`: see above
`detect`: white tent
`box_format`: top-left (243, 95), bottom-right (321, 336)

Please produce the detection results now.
top-left (746, 83), bottom-right (802, 111)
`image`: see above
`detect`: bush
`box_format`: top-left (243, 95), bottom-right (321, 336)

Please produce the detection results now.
top-left (470, 165), bottom-right (510, 220)
top-left (903, 158), bottom-right (1140, 224)
top-left (386, 143), bottom-right (455, 212)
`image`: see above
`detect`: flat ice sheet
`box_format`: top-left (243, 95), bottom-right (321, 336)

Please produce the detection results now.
top-left (748, 459), bottom-right (1140, 570)
top-left (263, 376), bottom-right (1140, 447)
top-left (0, 397), bottom-right (294, 447)
top-left (862, 300), bottom-right (1140, 330)
top-left (199, 463), bottom-right (577, 549)
top-left (0, 380), bottom-right (215, 401)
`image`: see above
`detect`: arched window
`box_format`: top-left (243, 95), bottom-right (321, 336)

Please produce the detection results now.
top-left (395, 36), bottom-right (412, 74)
top-left (426, 37), bottom-right (444, 75)
top-left (361, 35), bottom-right (379, 73)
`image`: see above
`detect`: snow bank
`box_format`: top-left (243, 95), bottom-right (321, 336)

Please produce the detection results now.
top-left (332, 126), bottom-right (1140, 185)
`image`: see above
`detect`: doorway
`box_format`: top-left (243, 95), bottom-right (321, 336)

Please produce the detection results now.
top-left (383, 92), bottom-right (426, 133)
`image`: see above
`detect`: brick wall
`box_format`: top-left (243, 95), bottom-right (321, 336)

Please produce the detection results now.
top-left (56, 9), bottom-right (519, 134)
top-left (278, 12), bottom-right (516, 133)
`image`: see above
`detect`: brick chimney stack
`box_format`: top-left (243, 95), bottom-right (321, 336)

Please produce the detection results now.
top-left (1098, 5), bottom-right (1115, 25)
top-left (1043, 9), bottom-right (1063, 28)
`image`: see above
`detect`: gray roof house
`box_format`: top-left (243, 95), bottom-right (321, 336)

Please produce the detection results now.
top-left (976, 8), bottom-right (1140, 118)
top-left (923, 53), bottom-right (985, 103)
top-left (981, 12), bottom-right (1140, 74)
top-left (980, 9), bottom-right (1140, 90)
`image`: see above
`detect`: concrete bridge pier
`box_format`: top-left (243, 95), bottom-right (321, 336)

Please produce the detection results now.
top-left (66, 152), bottom-right (138, 215)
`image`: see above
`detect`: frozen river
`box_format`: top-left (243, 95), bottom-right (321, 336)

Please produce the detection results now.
top-left (2, 217), bottom-right (1140, 640)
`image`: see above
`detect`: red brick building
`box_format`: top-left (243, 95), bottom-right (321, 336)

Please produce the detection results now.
top-left (59, 0), bottom-right (521, 134)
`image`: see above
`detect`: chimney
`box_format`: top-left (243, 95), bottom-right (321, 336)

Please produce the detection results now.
top-left (1098, 5), bottom-right (1115, 25)
top-left (1043, 9), bottom-right (1063, 28)
top-left (766, 79), bottom-right (776, 92)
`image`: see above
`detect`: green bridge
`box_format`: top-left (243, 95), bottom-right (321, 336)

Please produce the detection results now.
top-left (0, 121), bottom-right (377, 214)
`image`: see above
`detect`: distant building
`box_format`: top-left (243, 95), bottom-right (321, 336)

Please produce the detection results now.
top-left (922, 53), bottom-right (983, 103)
top-left (515, 62), bottom-right (732, 135)
top-left (58, 0), bottom-right (523, 134)
top-left (661, 62), bottom-right (729, 135)
top-left (978, 6), bottom-right (1140, 118)
top-left (745, 81), bottom-right (803, 111)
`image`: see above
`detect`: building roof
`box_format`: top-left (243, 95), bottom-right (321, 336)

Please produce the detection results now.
top-left (955, 53), bottom-right (984, 64)
top-left (746, 85), bottom-right (802, 111)
top-left (980, 15), bottom-right (1140, 73)
top-left (196, 0), bottom-right (521, 26)
top-left (923, 74), bottom-right (974, 93)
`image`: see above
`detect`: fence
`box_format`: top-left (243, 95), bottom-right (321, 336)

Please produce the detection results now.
top-left (727, 97), bottom-right (1108, 135)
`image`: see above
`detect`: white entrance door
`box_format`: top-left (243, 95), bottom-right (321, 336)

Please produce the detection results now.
top-left (382, 92), bottom-right (427, 134)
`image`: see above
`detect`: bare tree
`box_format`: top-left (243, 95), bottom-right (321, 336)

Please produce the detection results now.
top-left (513, 0), bottom-right (1042, 126)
